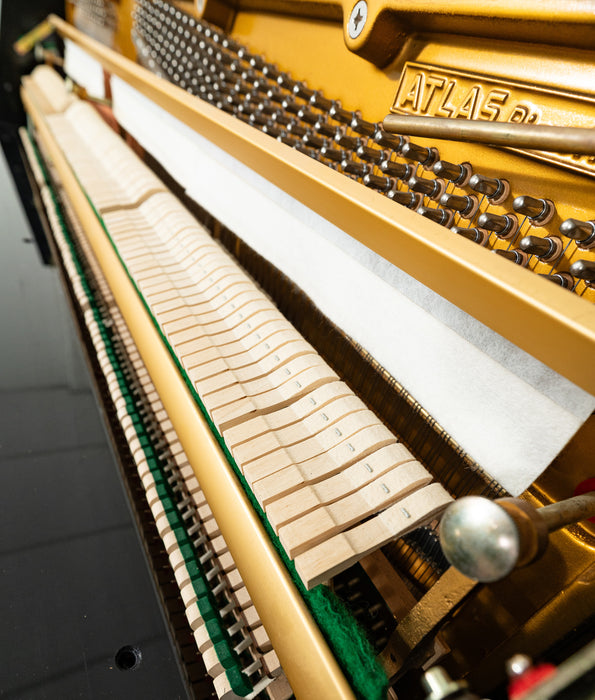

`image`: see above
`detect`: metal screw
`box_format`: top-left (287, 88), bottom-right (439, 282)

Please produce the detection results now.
top-left (506, 654), bottom-right (533, 679)
top-left (422, 667), bottom-right (468, 700)
top-left (348, 0), bottom-right (368, 39)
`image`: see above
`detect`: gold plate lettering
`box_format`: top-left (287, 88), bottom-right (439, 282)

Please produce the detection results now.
top-left (391, 62), bottom-right (595, 179)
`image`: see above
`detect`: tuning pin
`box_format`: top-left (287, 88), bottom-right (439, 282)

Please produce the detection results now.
top-left (408, 175), bottom-right (445, 200)
top-left (417, 206), bottom-right (454, 227)
top-left (432, 160), bottom-right (472, 186)
top-left (334, 132), bottom-right (361, 150)
top-left (314, 120), bottom-right (338, 138)
top-left (439, 491), bottom-right (595, 582)
top-left (469, 174), bottom-right (509, 204)
top-left (329, 103), bottom-right (354, 125)
top-left (319, 145), bottom-right (345, 162)
top-left (451, 226), bottom-right (489, 245)
top-left (477, 212), bottom-right (518, 239)
top-left (513, 195), bottom-right (555, 225)
top-left (379, 160), bottom-right (411, 180)
top-left (439, 193), bottom-right (478, 218)
top-left (349, 115), bottom-right (377, 137)
top-left (539, 272), bottom-right (575, 289)
top-left (341, 159), bottom-right (370, 177)
top-left (569, 259), bottom-right (595, 284)
top-left (401, 142), bottom-right (439, 168)
top-left (493, 248), bottom-right (529, 266)
top-left (387, 190), bottom-right (421, 209)
top-left (559, 218), bottom-right (595, 248)
top-left (363, 173), bottom-right (393, 192)
top-left (302, 132), bottom-right (326, 149)
top-left (373, 130), bottom-right (408, 153)
top-left (519, 235), bottom-right (562, 262)
top-left (356, 144), bottom-right (385, 164)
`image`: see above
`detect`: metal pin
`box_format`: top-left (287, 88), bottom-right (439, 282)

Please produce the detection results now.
top-left (329, 104), bottom-right (354, 125)
top-left (513, 195), bottom-right (554, 224)
top-left (560, 218), bottom-right (595, 248)
top-left (519, 235), bottom-right (562, 262)
top-left (418, 206), bottom-right (454, 227)
top-left (493, 248), bottom-right (528, 266)
top-left (469, 173), bottom-right (509, 203)
top-left (356, 144), bottom-right (385, 164)
top-left (451, 226), bottom-right (488, 245)
top-left (373, 130), bottom-right (408, 152)
top-left (321, 413), bottom-right (329, 421)
top-left (297, 107), bottom-right (320, 126)
top-left (439, 193), bottom-right (478, 218)
top-left (381, 483), bottom-right (390, 494)
top-left (408, 175), bottom-right (444, 199)
top-left (364, 463), bottom-right (373, 472)
top-left (387, 190), bottom-right (420, 209)
top-left (334, 132), bottom-right (361, 150)
top-left (432, 159), bottom-right (472, 186)
top-left (401, 508), bottom-right (411, 518)
top-left (350, 115), bottom-right (377, 136)
top-left (341, 159), bottom-right (370, 177)
top-left (380, 159), bottom-right (411, 180)
top-left (477, 212), bottom-right (518, 239)
top-left (310, 91), bottom-right (333, 111)
top-left (334, 428), bottom-right (342, 436)
top-left (347, 443), bottom-right (355, 452)
top-left (319, 145), bottom-right (345, 162)
top-left (314, 120), bottom-right (337, 138)
top-left (539, 272), bottom-right (574, 289)
top-left (401, 142), bottom-right (438, 167)
top-left (363, 173), bottom-right (392, 191)
top-left (569, 259), bottom-right (595, 284)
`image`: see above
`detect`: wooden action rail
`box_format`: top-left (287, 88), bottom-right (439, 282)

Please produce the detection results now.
top-left (22, 80), bottom-right (357, 700)
top-left (48, 14), bottom-right (595, 396)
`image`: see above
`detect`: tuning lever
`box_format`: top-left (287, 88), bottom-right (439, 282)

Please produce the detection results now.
top-left (439, 491), bottom-right (595, 582)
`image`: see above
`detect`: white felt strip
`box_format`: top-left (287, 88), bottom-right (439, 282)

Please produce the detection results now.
top-left (109, 75), bottom-right (595, 496)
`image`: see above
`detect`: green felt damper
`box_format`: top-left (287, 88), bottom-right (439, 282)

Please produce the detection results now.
top-left (31, 140), bottom-right (253, 699)
top-left (31, 126), bottom-right (387, 700)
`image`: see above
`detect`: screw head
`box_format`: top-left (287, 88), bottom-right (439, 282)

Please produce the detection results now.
top-left (348, 0), bottom-right (368, 39)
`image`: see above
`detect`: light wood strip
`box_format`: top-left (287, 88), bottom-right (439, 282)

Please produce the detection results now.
top-left (294, 484), bottom-right (452, 589)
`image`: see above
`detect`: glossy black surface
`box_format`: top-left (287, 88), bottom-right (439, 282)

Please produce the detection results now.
top-left (0, 143), bottom-right (190, 699)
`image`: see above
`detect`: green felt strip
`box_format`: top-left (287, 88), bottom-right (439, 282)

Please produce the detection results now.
top-left (30, 125), bottom-right (388, 700)
top-left (30, 134), bottom-right (253, 698)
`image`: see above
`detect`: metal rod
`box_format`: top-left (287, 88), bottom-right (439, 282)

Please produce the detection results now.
top-left (382, 114), bottom-right (595, 155)
top-left (538, 491), bottom-right (595, 532)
